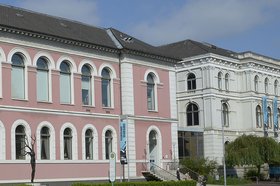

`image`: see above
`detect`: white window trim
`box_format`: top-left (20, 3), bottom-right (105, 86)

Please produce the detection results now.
top-left (81, 124), bottom-right (98, 160)
top-left (33, 52), bottom-right (55, 103)
top-left (8, 48), bottom-right (32, 100)
top-left (146, 125), bottom-right (163, 167)
top-left (0, 121), bottom-right (5, 160)
top-left (218, 72), bottom-right (223, 90)
top-left (144, 69), bottom-right (160, 112)
top-left (0, 47), bottom-right (6, 98)
top-left (60, 122), bottom-right (78, 160)
top-left (11, 119), bottom-right (31, 160)
top-left (36, 121), bottom-right (56, 160)
top-left (99, 64), bottom-right (117, 108)
top-left (102, 125), bottom-right (117, 160)
top-left (57, 56), bottom-right (77, 105)
top-left (79, 60), bottom-right (97, 107)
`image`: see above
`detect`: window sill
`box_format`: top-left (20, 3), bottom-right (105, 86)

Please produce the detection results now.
top-left (148, 110), bottom-right (158, 113)
top-left (102, 107), bottom-right (114, 110)
top-left (37, 101), bottom-right (53, 104)
top-left (82, 105), bottom-right (95, 108)
top-left (60, 103), bottom-right (75, 106)
top-left (12, 98), bottom-right (28, 102)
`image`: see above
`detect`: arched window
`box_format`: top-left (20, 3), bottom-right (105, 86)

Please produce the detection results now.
top-left (147, 73), bottom-right (155, 110)
top-left (254, 76), bottom-right (259, 92)
top-left (222, 103), bottom-right (229, 127)
top-left (40, 126), bottom-right (50, 160)
top-left (85, 129), bottom-right (93, 160)
top-left (37, 57), bottom-right (49, 101)
top-left (186, 103), bottom-right (199, 126)
top-left (60, 61), bottom-right (71, 104)
top-left (187, 73), bottom-right (196, 90)
top-left (225, 73), bottom-right (229, 91)
top-left (15, 125), bottom-right (25, 159)
top-left (268, 106), bottom-right (272, 128)
top-left (274, 80), bottom-right (278, 96)
top-left (265, 78), bottom-right (269, 94)
top-left (81, 65), bottom-right (92, 105)
top-left (256, 105), bottom-right (262, 128)
top-left (11, 53), bottom-right (25, 99)
top-left (218, 72), bottom-right (222, 90)
top-left (101, 68), bottom-right (111, 107)
top-left (64, 128), bottom-right (72, 159)
top-left (105, 130), bottom-right (113, 159)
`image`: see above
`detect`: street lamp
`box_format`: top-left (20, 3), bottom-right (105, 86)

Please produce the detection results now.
top-left (221, 99), bottom-right (229, 186)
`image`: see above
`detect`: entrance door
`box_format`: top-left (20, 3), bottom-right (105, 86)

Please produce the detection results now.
top-left (149, 130), bottom-right (158, 171)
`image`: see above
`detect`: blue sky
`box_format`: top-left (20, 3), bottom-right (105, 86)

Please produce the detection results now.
top-left (1, 0), bottom-right (280, 59)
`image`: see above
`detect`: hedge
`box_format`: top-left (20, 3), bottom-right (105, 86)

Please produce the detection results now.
top-left (72, 180), bottom-right (196, 186)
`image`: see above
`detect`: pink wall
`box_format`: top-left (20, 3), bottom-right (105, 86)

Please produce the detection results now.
top-left (134, 120), bottom-right (172, 161)
top-left (133, 65), bottom-right (171, 118)
top-left (0, 42), bottom-right (121, 115)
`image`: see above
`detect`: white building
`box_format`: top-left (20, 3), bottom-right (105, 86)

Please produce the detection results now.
top-left (161, 40), bottom-right (280, 163)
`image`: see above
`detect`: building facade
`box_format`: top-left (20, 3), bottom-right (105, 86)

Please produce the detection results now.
top-left (164, 41), bottom-right (280, 164)
top-left (0, 5), bottom-right (178, 183)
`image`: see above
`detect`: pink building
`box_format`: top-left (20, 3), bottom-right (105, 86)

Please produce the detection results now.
top-left (0, 5), bottom-right (178, 184)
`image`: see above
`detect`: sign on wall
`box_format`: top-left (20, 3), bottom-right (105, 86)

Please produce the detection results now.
top-left (120, 116), bottom-right (127, 164)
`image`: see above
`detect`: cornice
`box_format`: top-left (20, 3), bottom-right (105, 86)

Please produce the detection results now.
top-left (0, 25), bottom-right (119, 54)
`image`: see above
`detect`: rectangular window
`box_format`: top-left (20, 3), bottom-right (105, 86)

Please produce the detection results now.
top-left (60, 74), bottom-right (71, 104)
top-left (12, 67), bottom-right (25, 99)
top-left (37, 71), bottom-right (49, 101)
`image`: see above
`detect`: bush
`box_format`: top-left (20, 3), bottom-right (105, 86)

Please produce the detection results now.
top-left (245, 168), bottom-right (264, 181)
top-left (180, 157), bottom-right (218, 176)
top-left (72, 180), bottom-right (196, 186)
top-left (207, 176), bottom-right (251, 185)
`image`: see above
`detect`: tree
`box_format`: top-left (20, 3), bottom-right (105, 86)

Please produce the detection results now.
top-left (226, 135), bottom-right (280, 176)
top-left (23, 134), bottom-right (36, 183)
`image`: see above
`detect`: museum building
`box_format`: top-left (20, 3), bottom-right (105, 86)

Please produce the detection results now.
top-left (0, 4), bottom-right (279, 184)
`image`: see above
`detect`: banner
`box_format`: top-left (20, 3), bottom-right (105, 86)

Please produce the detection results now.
top-left (120, 117), bottom-right (127, 164)
top-left (273, 97), bottom-right (278, 130)
top-left (262, 96), bottom-right (268, 127)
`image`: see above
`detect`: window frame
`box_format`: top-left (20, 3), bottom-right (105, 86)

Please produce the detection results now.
top-left (274, 80), bottom-right (278, 96)
top-left (225, 73), bottom-right (229, 91)
top-left (11, 53), bottom-right (26, 99)
top-left (101, 68), bottom-right (112, 108)
top-left (265, 77), bottom-right (269, 94)
top-left (256, 105), bottom-right (262, 128)
top-left (186, 103), bottom-right (199, 126)
top-left (218, 72), bottom-right (222, 90)
top-left (222, 103), bottom-right (229, 127)
top-left (147, 73), bottom-right (156, 111)
top-left (81, 64), bottom-right (93, 106)
top-left (254, 75), bottom-right (259, 92)
top-left (15, 125), bottom-right (26, 160)
top-left (36, 57), bottom-right (50, 102)
top-left (40, 126), bottom-right (50, 160)
top-left (60, 61), bottom-right (72, 104)
top-left (187, 73), bottom-right (196, 90)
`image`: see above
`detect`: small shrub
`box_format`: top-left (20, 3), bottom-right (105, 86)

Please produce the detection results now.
top-left (72, 180), bottom-right (196, 186)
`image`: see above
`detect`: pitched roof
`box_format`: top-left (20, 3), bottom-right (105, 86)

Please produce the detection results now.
top-left (0, 4), bottom-right (117, 49)
top-left (158, 39), bottom-right (238, 59)
top-left (109, 28), bottom-right (180, 61)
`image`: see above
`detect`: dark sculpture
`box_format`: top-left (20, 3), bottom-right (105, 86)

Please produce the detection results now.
top-left (24, 135), bottom-right (36, 183)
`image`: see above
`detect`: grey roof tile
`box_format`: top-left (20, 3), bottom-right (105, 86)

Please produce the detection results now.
top-left (158, 39), bottom-right (238, 59)
top-left (0, 4), bottom-right (117, 49)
